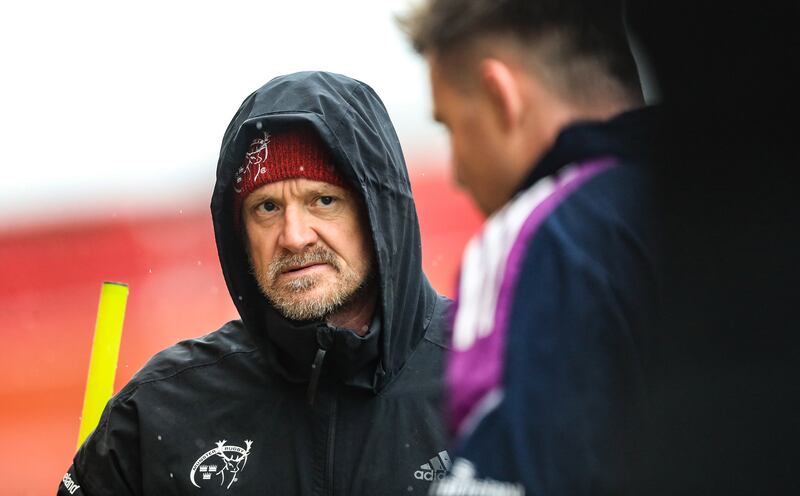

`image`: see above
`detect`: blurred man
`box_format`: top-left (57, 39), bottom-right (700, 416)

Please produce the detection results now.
top-left (58, 72), bottom-right (451, 495)
top-left (401, 1), bottom-right (663, 494)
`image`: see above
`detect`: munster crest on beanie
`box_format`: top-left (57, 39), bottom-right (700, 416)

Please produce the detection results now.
top-left (233, 126), bottom-right (349, 224)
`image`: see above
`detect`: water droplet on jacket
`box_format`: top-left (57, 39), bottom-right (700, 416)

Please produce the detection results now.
top-left (157, 435), bottom-right (162, 441)
top-left (256, 121), bottom-right (263, 130)
top-left (169, 472), bottom-right (173, 478)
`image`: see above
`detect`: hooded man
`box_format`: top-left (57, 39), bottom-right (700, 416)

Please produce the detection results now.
top-left (58, 72), bottom-right (451, 495)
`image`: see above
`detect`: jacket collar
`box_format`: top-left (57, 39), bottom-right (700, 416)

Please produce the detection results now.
top-left (515, 105), bottom-right (663, 194)
top-left (250, 304), bottom-right (382, 390)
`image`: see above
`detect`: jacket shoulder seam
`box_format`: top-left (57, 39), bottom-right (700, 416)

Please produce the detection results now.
top-left (423, 335), bottom-right (447, 350)
top-left (134, 347), bottom-right (258, 388)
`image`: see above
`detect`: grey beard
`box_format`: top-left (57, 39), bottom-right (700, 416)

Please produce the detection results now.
top-left (273, 271), bottom-right (371, 322)
top-left (250, 247), bottom-right (372, 322)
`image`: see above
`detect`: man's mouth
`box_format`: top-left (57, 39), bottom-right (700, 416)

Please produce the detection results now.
top-left (281, 263), bottom-right (328, 275)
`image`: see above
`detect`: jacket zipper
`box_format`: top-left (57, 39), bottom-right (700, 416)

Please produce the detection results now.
top-left (326, 389), bottom-right (338, 496)
top-left (307, 348), bottom-right (327, 405)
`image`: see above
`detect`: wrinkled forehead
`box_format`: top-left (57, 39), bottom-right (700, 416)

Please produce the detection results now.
top-left (244, 177), bottom-right (356, 203)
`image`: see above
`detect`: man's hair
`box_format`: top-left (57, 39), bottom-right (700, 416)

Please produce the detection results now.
top-left (399, 0), bottom-right (642, 102)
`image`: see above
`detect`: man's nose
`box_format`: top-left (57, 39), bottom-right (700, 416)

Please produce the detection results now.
top-left (278, 206), bottom-right (319, 253)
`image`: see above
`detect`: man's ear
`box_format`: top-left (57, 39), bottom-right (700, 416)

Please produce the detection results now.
top-left (478, 58), bottom-right (523, 132)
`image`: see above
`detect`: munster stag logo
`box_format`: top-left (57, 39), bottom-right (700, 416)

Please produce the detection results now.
top-left (189, 439), bottom-right (253, 489)
top-left (234, 131), bottom-right (270, 193)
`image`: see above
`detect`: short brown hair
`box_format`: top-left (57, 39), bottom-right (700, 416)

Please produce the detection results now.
top-left (399, 0), bottom-right (642, 100)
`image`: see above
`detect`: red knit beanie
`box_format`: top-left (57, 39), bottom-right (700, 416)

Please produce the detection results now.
top-left (233, 126), bottom-right (349, 225)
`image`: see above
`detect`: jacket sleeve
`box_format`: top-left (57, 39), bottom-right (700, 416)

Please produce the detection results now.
top-left (437, 218), bottom-right (653, 495)
top-left (57, 388), bottom-right (143, 496)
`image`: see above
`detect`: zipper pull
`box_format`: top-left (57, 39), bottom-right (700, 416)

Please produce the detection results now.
top-left (307, 348), bottom-right (327, 406)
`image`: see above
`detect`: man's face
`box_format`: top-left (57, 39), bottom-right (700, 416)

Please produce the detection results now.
top-left (242, 178), bottom-right (374, 321)
top-left (429, 56), bottom-right (511, 215)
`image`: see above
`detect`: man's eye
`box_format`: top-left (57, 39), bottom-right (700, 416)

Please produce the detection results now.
top-left (259, 201), bottom-right (277, 212)
top-left (318, 196), bottom-right (335, 206)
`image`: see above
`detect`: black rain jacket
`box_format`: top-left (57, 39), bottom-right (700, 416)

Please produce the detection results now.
top-left (59, 71), bottom-right (451, 496)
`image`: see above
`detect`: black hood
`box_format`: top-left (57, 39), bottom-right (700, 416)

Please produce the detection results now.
top-left (210, 71), bottom-right (439, 392)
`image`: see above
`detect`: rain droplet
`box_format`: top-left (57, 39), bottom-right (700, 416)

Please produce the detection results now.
top-left (407, 486), bottom-right (414, 492)
top-left (256, 121), bottom-right (263, 130)
top-left (299, 166), bottom-right (305, 172)
top-left (404, 443), bottom-right (410, 448)
top-left (169, 472), bottom-right (173, 478)
top-left (197, 260), bottom-right (202, 266)
top-left (238, 296), bottom-right (243, 301)
top-left (179, 209), bottom-right (183, 215)
top-left (157, 435), bottom-right (162, 441)
top-left (148, 268), bottom-right (152, 273)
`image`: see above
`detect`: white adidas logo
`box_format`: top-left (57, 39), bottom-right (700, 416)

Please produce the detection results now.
top-left (414, 450), bottom-right (452, 481)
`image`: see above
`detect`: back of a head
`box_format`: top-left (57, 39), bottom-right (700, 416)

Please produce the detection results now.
top-left (401, 0), bottom-right (642, 105)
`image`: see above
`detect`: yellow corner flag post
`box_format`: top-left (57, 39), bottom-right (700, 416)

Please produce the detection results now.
top-left (77, 281), bottom-right (129, 449)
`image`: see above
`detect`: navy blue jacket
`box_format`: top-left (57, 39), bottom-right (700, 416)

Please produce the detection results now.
top-left (435, 108), bottom-right (662, 495)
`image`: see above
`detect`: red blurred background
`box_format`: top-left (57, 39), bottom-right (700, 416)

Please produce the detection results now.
top-left (0, 167), bottom-right (482, 495)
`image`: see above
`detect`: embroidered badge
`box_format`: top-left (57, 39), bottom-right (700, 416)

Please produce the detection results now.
top-left (189, 439), bottom-right (253, 489)
top-left (234, 132), bottom-right (270, 193)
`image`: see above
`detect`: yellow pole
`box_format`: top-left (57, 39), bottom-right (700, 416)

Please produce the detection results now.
top-left (77, 281), bottom-right (129, 448)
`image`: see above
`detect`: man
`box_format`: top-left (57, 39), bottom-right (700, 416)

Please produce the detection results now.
top-left (401, 1), bottom-right (662, 494)
top-left (59, 71), bottom-right (451, 495)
